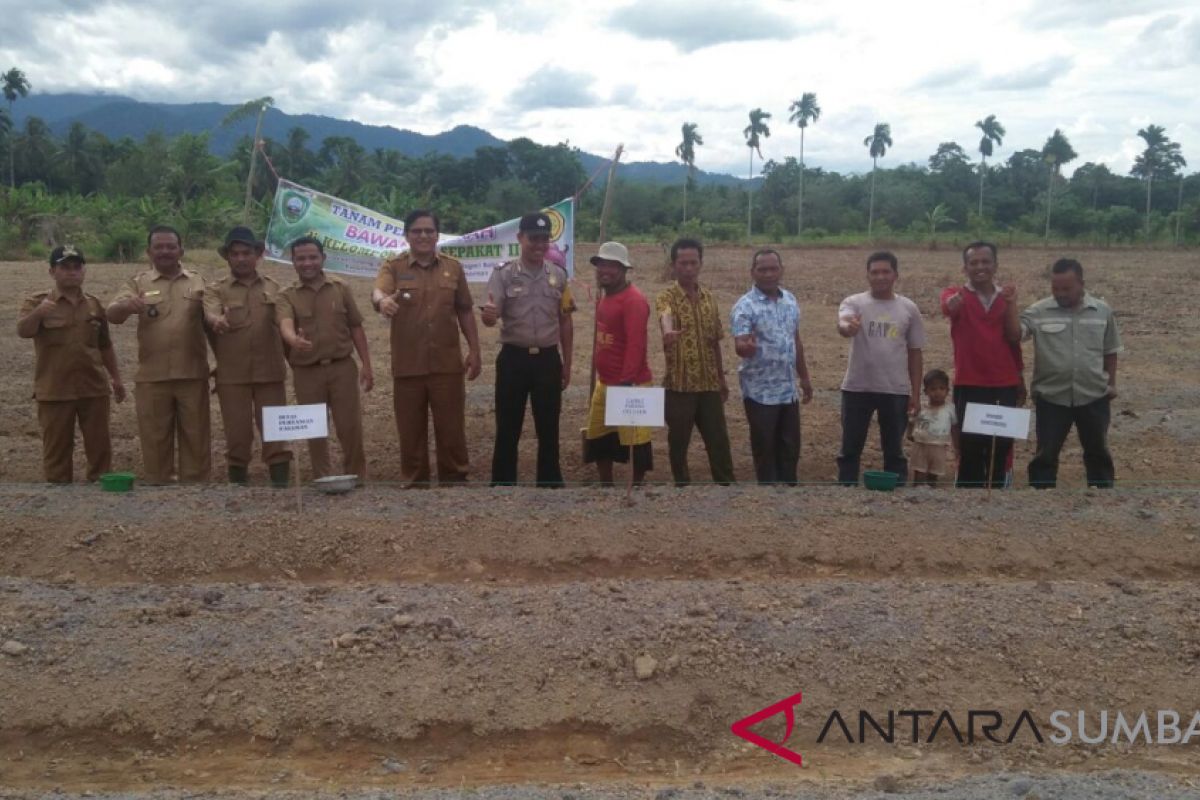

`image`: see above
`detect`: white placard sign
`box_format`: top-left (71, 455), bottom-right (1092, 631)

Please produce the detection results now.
top-left (961, 403), bottom-right (1031, 440)
top-left (604, 387), bottom-right (666, 427)
top-left (263, 404), bottom-right (329, 442)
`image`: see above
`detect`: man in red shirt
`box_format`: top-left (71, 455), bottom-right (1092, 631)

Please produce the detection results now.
top-left (585, 241), bottom-right (653, 485)
top-left (940, 241), bottom-right (1025, 488)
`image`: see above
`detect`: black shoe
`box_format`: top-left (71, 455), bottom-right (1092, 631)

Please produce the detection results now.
top-left (227, 465), bottom-right (249, 485)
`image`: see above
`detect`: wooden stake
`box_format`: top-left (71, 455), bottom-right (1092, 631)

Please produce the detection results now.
top-left (985, 400), bottom-right (1001, 498)
top-left (597, 144), bottom-right (624, 244)
top-left (986, 434), bottom-right (998, 500)
top-left (294, 440), bottom-right (304, 514)
top-left (625, 435), bottom-right (635, 506)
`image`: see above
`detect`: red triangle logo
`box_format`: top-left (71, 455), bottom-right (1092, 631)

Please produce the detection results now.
top-left (730, 693), bottom-right (804, 766)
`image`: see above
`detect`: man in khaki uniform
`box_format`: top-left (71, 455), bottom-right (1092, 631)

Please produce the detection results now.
top-left (107, 225), bottom-right (211, 483)
top-left (372, 209), bottom-right (481, 487)
top-left (277, 236), bottom-right (374, 480)
top-left (17, 245), bottom-right (126, 482)
top-left (204, 226), bottom-right (292, 486)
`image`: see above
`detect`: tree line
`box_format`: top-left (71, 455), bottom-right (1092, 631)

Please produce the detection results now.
top-left (1, 68), bottom-right (1196, 261)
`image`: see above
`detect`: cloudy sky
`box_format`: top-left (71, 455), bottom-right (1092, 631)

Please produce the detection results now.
top-left (1, 0), bottom-right (1197, 177)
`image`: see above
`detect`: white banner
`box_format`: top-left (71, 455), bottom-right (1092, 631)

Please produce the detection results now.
top-left (265, 179), bottom-right (574, 283)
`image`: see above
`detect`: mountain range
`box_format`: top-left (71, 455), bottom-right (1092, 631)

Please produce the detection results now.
top-left (12, 93), bottom-right (749, 187)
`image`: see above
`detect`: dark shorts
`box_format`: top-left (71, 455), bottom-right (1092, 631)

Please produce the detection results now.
top-left (583, 433), bottom-right (654, 471)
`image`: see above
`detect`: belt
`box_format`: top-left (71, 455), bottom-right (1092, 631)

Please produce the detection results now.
top-left (297, 355), bottom-right (351, 367)
top-left (502, 343), bottom-right (557, 355)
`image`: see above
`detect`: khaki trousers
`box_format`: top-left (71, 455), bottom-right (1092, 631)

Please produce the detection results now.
top-left (37, 396), bottom-right (112, 483)
top-left (135, 379), bottom-right (211, 483)
top-left (393, 372), bottom-right (469, 486)
top-left (216, 381), bottom-right (292, 468)
top-left (292, 358), bottom-right (365, 480)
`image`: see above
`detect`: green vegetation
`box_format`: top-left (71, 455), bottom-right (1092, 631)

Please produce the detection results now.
top-left (0, 70), bottom-right (1195, 258)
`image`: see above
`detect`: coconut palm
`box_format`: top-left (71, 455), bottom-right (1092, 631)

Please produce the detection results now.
top-left (974, 114), bottom-right (1006, 218)
top-left (863, 122), bottom-right (892, 237)
top-left (222, 96), bottom-right (274, 222)
top-left (284, 126), bottom-right (312, 178)
top-left (1041, 128), bottom-right (1077, 238)
top-left (743, 108), bottom-right (772, 239)
top-left (788, 92), bottom-right (820, 235)
top-left (3, 67), bottom-right (32, 188)
top-left (1130, 124), bottom-right (1186, 238)
top-left (674, 122), bottom-right (703, 225)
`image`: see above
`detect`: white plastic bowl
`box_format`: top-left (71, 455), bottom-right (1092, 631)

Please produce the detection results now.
top-left (312, 474), bottom-right (358, 494)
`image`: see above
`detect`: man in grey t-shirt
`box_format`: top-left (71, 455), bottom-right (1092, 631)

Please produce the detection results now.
top-left (835, 251), bottom-right (926, 486)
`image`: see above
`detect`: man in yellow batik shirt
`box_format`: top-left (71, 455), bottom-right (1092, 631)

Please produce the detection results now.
top-left (655, 238), bottom-right (734, 486)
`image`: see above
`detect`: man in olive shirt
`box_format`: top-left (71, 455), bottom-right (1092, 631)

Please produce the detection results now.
top-left (204, 226), bottom-right (292, 486)
top-left (1021, 258), bottom-right (1122, 488)
top-left (276, 236), bottom-right (374, 480)
top-left (480, 212), bottom-right (575, 487)
top-left (373, 210), bottom-right (481, 487)
top-left (107, 225), bottom-right (211, 484)
top-left (18, 245), bottom-right (126, 482)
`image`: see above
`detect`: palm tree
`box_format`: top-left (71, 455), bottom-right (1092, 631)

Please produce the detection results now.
top-left (59, 121), bottom-right (102, 193)
top-left (1130, 124), bottom-right (1186, 239)
top-left (3, 67), bottom-right (32, 188)
top-left (674, 122), bottom-right (703, 225)
top-left (788, 92), bottom-right (821, 236)
top-left (284, 126), bottom-right (312, 178)
top-left (743, 108), bottom-right (772, 239)
top-left (0, 109), bottom-right (10, 168)
top-left (863, 122), bottom-right (892, 237)
top-left (1041, 128), bottom-right (1077, 238)
top-left (974, 114), bottom-right (1006, 218)
top-left (222, 96), bottom-right (275, 222)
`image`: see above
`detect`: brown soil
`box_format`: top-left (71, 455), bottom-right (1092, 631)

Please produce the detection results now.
top-left (1, 246), bottom-right (1198, 797)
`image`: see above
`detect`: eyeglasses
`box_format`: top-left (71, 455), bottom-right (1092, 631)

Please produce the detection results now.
top-left (525, 233), bottom-right (551, 243)
top-left (407, 228), bottom-right (438, 237)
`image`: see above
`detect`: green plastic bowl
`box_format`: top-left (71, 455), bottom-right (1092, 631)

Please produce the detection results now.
top-left (99, 472), bottom-right (136, 492)
top-left (863, 470), bottom-right (899, 491)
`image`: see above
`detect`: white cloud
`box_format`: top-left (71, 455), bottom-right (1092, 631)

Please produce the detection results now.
top-left (0, 0), bottom-right (1195, 178)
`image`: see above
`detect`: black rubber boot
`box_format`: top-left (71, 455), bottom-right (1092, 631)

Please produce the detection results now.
top-left (268, 462), bottom-right (291, 489)
top-left (227, 465), bottom-right (249, 485)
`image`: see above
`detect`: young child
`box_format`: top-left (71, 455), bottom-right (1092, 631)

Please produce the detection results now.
top-left (907, 369), bottom-right (958, 487)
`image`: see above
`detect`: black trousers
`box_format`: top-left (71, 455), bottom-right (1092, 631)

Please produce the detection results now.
top-left (1028, 396), bottom-right (1114, 488)
top-left (837, 390), bottom-right (909, 486)
top-left (665, 390), bottom-right (735, 486)
top-left (953, 385), bottom-right (1020, 488)
top-left (744, 398), bottom-right (800, 485)
top-left (491, 345), bottom-right (564, 487)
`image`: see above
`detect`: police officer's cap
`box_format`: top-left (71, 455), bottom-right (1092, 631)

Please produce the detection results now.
top-left (50, 244), bottom-right (85, 267)
top-left (518, 213), bottom-right (552, 235)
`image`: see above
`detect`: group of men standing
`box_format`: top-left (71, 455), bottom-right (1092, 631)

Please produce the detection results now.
top-left (640, 240), bottom-right (1120, 490)
top-left (18, 220), bottom-right (1121, 490)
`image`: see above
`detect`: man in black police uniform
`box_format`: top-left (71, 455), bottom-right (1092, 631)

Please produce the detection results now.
top-left (480, 212), bottom-right (575, 486)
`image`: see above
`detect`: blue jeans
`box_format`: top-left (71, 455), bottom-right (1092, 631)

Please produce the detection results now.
top-left (837, 391), bottom-right (910, 486)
